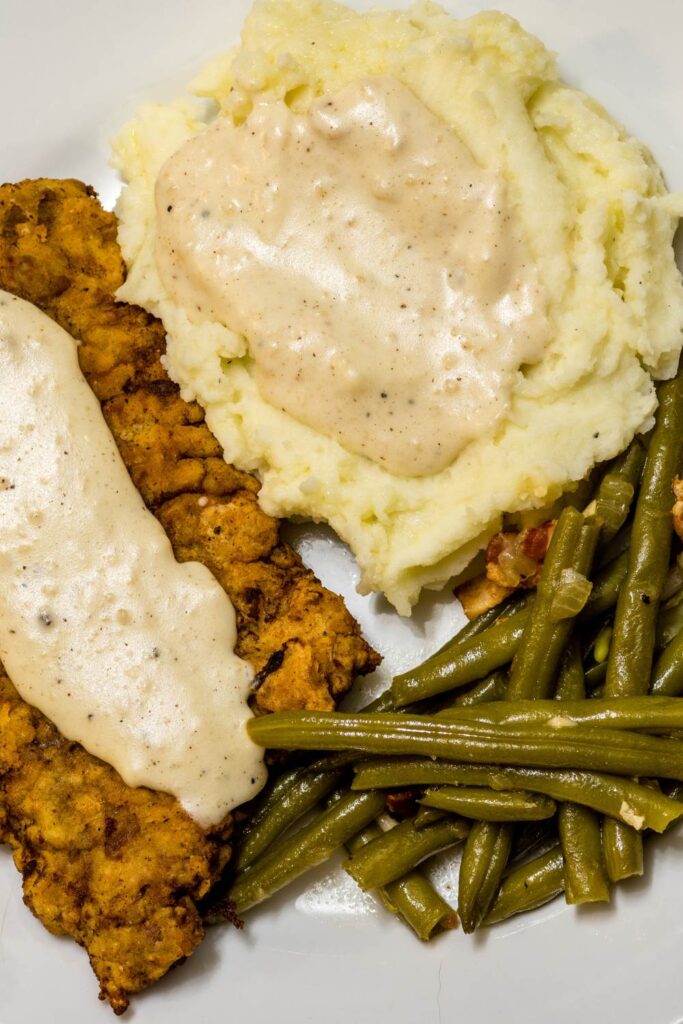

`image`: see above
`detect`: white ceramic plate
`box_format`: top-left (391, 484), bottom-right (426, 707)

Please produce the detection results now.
top-left (2, 2), bottom-right (683, 1022)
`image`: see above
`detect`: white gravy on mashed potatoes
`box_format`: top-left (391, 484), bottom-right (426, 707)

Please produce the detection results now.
top-left (0, 291), bottom-right (266, 828)
top-left (113, 0), bottom-right (683, 614)
top-left (155, 76), bottom-right (548, 478)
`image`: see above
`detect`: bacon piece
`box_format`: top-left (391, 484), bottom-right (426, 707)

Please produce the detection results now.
top-left (673, 477), bottom-right (683, 542)
top-left (455, 521), bottom-right (556, 620)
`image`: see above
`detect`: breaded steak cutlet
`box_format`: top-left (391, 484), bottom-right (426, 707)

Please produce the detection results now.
top-left (0, 178), bottom-right (379, 1014)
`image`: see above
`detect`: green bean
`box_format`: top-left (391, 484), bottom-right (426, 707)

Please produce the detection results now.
top-left (596, 522), bottom-right (632, 569)
top-left (582, 613), bottom-right (612, 662)
top-left (437, 696), bottom-right (683, 732)
top-left (611, 437), bottom-right (647, 483)
top-left (363, 690), bottom-right (395, 713)
top-left (556, 627), bottom-right (609, 905)
top-left (558, 804), bottom-right (609, 904)
top-left (345, 825), bottom-right (458, 940)
top-left (413, 807), bottom-right (447, 829)
top-left (249, 711), bottom-right (683, 780)
top-left (601, 787), bottom-right (644, 884)
top-left (363, 672), bottom-right (502, 717)
top-left (351, 760), bottom-right (683, 833)
top-left (391, 608), bottom-right (529, 707)
top-left (227, 790), bottom-right (385, 913)
top-left (452, 593), bottom-right (528, 645)
top-left (558, 629), bottom-right (610, 903)
top-left (456, 520), bottom-right (590, 935)
top-left (651, 627), bottom-right (683, 696)
top-left (509, 820), bottom-right (558, 867)
top-left (507, 510), bottom-right (599, 700)
top-left (592, 439), bottom-right (646, 542)
top-left (396, 593), bottom-right (530, 705)
top-left (233, 765), bottom-right (345, 872)
top-left (593, 475), bottom-right (636, 540)
top-left (420, 787), bottom-right (556, 822)
top-left (602, 372), bottom-right (683, 880)
top-left (451, 682), bottom-right (517, 930)
top-left (234, 767), bottom-right (302, 866)
top-left (663, 562), bottom-right (683, 603)
top-left (421, 600), bottom-right (515, 684)
top-left (381, 874), bottom-right (459, 939)
top-left (443, 599), bottom-right (540, 928)
top-left (593, 625), bottom-right (613, 664)
top-left (482, 846), bottom-right (565, 926)
top-left (566, 469), bottom-right (603, 511)
top-left (656, 587), bottom-right (683, 649)
top-left (554, 641), bottom-right (586, 700)
top-left (602, 817), bottom-right (644, 882)
top-left (602, 783), bottom-right (644, 884)
top-left (663, 780), bottom-right (683, 801)
top-left (458, 821), bottom-right (513, 933)
top-left (585, 661), bottom-right (607, 690)
top-left (366, 671), bottom-right (507, 718)
top-left (343, 815), bottom-right (469, 891)
top-left (381, 874), bottom-right (459, 940)
top-left (606, 371), bottom-right (683, 698)
top-left (580, 551), bottom-right (628, 621)
top-left (451, 671), bottom-right (509, 707)
top-left (398, 595), bottom-right (533, 714)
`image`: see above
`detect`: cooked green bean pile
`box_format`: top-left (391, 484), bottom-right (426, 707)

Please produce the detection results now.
top-left (228, 365), bottom-right (683, 940)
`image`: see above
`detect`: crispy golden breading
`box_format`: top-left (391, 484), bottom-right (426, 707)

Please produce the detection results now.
top-left (0, 178), bottom-right (379, 1013)
top-left (0, 668), bottom-right (231, 1016)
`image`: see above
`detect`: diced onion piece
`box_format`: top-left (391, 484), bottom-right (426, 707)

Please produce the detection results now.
top-left (595, 475), bottom-right (634, 536)
top-left (496, 548), bottom-right (538, 587)
top-left (550, 568), bottom-right (593, 621)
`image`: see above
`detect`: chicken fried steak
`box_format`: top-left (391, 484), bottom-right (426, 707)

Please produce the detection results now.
top-left (0, 179), bottom-right (379, 1013)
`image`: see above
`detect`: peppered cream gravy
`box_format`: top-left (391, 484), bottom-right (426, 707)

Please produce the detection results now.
top-left (155, 75), bottom-right (548, 477)
top-left (0, 291), bottom-right (266, 828)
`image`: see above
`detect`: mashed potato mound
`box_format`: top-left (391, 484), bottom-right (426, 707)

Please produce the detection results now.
top-left (113, 0), bottom-right (683, 614)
